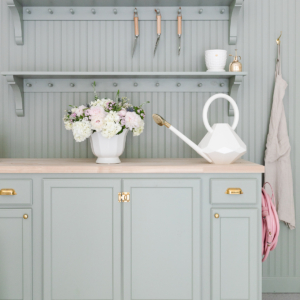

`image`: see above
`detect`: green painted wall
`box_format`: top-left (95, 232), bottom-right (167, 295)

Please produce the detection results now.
top-left (0, 0), bottom-right (299, 292)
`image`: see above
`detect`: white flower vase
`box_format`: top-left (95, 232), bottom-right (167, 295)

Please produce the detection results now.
top-left (90, 129), bottom-right (128, 164)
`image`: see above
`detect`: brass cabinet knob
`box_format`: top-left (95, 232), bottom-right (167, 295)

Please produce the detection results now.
top-left (118, 192), bottom-right (130, 203)
top-left (0, 189), bottom-right (17, 195)
top-left (23, 214), bottom-right (28, 219)
top-left (214, 213), bottom-right (219, 219)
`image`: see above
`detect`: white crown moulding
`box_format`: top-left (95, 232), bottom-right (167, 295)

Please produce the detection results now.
top-left (6, 0), bottom-right (244, 46)
top-left (1, 72), bottom-right (246, 117)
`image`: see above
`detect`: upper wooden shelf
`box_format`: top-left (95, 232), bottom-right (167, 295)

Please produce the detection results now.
top-left (12, 0), bottom-right (241, 7)
top-left (2, 71), bottom-right (246, 117)
top-left (6, 0), bottom-right (244, 45)
top-left (2, 71), bottom-right (247, 79)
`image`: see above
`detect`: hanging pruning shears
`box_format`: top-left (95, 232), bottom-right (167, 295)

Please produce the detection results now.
top-left (154, 9), bottom-right (161, 57)
top-left (177, 7), bottom-right (182, 55)
top-left (132, 8), bottom-right (139, 57)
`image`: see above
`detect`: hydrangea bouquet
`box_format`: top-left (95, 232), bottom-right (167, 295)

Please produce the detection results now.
top-left (64, 86), bottom-right (148, 143)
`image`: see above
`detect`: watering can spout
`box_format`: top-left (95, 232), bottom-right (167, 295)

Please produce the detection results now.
top-left (152, 114), bottom-right (212, 163)
top-left (152, 114), bottom-right (171, 128)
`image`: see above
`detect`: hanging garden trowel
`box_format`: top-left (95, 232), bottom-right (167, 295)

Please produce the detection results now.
top-left (177, 7), bottom-right (182, 55)
top-left (132, 8), bottom-right (139, 57)
top-left (153, 9), bottom-right (161, 57)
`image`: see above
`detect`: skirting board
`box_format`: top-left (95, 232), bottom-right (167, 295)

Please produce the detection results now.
top-left (263, 294), bottom-right (300, 300)
top-left (263, 278), bottom-right (300, 293)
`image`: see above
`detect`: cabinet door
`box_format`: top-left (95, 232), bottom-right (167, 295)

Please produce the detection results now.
top-left (43, 179), bottom-right (121, 300)
top-left (123, 179), bottom-right (201, 300)
top-left (211, 209), bottom-right (259, 300)
top-left (0, 209), bottom-right (32, 300)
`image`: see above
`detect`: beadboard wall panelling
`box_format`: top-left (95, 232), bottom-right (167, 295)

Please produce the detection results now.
top-left (0, 0), bottom-right (299, 293)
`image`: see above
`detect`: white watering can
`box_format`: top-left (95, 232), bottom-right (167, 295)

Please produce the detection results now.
top-left (152, 93), bottom-right (247, 164)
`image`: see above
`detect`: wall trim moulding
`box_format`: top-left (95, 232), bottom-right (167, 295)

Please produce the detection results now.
top-left (2, 72), bottom-right (246, 117)
top-left (6, 0), bottom-right (244, 45)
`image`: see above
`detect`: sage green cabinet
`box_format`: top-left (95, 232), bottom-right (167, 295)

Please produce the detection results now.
top-left (43, 179), bottom-right (122, 300)
top-left (211, 208), bottom-right (259, 300)
top-left (0, 173), bottom-right (262, 300)
top-left (123, 179), bottom-right (201, 300)
top-left (0, 209), bottom-right (32, 300)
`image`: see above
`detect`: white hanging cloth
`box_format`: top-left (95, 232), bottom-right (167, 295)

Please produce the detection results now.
top-left (264, 44), bottom-right (295, 229)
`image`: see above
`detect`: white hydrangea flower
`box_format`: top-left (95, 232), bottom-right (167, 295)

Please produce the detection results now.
top-left (101, 111), bottom-right (122, 139)
top-left (90, 98), bottom-right (113, 108)
top-left (90, 99), bottom-right (101, 107)
top-left (133, 120), bottom-right (145, 136)
top-left (64, 121), bottom-right (73, 131)
top-left (100, 98), bottom-right (113, 108)
top-left (72, 120), bottom-right (92, 142)
top-left (122, 102), bottom-right (133, 109)
top-left (106, 110), bottom-right (120, 122)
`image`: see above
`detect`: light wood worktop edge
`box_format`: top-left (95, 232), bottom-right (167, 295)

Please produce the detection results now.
top-left (0, 158), bottom-right (265, 174)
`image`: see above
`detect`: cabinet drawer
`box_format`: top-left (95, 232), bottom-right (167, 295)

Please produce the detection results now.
top-left (210, 179), bottom-right (257, 204)
top-left (0, 179), bottom-right (32, 205)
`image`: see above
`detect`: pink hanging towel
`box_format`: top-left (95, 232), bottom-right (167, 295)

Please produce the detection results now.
top-left (262, 183), bottom-right (280, 262)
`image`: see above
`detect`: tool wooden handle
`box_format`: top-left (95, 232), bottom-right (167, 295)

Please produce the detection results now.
top-left (177, 15), bottom-right (182, 35)
top-left (134, 16), bottom-right (139, 36)
top-left (157, 15), bottom-right (161, 35)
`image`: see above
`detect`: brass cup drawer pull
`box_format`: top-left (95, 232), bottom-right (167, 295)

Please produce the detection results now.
top-left (0, 189), bottom-right (17, 195)
top-left (225, 188), bottom-right (243, 195)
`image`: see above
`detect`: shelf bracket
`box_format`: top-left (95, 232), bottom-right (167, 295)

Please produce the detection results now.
top-left (6, 0), bottom-right (23, 45)
top-left (228, 75), bottom-right (243, 116)
top-left (229, 0), bottom-right (244, 45)
top-left (6, 75), bottom-right (24, 116)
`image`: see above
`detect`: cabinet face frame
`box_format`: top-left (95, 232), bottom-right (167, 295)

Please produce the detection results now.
top-left (211, 208), bottom-right (259, 300)
top-left (122, 179), bottom-right (201, 300)
top-left (43, 179), bottom-right (122, 300)
top-left (0, 209), bottom-right (32, 300)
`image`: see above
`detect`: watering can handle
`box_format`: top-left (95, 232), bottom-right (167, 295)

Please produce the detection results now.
top-left (202, 93), bottom-right (239, 133)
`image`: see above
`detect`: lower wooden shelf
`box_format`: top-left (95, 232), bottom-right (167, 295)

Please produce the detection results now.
top-left (2, 71), bottom-right (246, 117)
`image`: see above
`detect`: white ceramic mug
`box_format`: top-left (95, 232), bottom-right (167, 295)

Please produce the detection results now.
top-left (205, 49), bottom-right (227, 72)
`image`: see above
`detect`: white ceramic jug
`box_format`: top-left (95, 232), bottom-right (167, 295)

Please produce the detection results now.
top-left (152, 93), bottom-right (247, 164)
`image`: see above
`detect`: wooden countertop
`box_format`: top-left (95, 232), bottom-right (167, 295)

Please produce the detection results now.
top-left (0, 158), bottom-right (264, 174)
